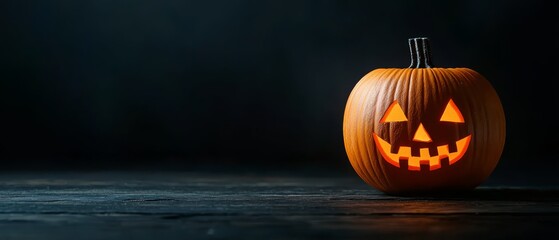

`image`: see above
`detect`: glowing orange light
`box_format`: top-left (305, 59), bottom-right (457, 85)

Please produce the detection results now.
top-left (380, 101), bottom-right (408, 123)
top-left (440, 99), bottom-right (464, 123)
top-left (412, 123), bottom-right (432, 142)
top-left (373, 134), bottom-right (471, 171)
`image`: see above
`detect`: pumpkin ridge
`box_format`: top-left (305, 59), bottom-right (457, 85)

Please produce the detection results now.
top-left (447, 69), bottom-right (484, 186)
top-left (378, 68), bottom-right (411, 190)
top-left (369, 68), bottom-right (404, 190)
top-left (348, 69), bottom-right (397, 189)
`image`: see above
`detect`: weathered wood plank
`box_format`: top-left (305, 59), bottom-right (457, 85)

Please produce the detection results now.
top-left (0, 172), bottom-right (556, 239)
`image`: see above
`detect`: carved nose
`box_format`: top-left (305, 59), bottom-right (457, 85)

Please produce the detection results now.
top-left (413, 123), bottom-right (432, 142)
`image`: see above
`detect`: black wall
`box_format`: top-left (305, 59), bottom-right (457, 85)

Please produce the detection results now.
top-left (0, 0), bottom-right (557, 183)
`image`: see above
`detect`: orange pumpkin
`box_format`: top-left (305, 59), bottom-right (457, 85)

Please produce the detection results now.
top-left (343, 38), bottom-right (505, 194)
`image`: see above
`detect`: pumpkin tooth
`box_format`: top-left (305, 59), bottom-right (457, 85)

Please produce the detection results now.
top-left (419, 161), bottom-right (430, 171)
top-left (399, 159), bottom-right (409, 170)
top-left (448, 141), bottom-right (458, 153)
top-left (440, 156), bottom-right (450, 168)
top-left (419, 148), bottom-right (430, 159)
top-left (390, 143), bottom-right (399, 154)
top-left (411, 147), bottom-right (420, 157)
top-left (428, 146), bottom-right (438, 157)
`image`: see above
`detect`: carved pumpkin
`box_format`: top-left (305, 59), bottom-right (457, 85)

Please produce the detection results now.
top-left (343, 38), bottom-right (505, 194)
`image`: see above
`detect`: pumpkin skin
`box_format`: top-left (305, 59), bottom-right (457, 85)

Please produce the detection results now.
top-left (343, 38), bottom-right (505, 194)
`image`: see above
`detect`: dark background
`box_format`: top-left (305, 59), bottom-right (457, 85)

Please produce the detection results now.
top-left (0, 1), bottom-right (557, 185)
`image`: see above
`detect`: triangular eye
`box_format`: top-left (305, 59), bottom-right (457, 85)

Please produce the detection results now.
top-left (380, 101), bottom-right (408, 123)
top-left (440, 99), bottom-right (464, 123)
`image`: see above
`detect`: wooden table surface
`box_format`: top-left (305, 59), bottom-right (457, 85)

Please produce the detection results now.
top-left (0, 172), bottom-right (556, 239)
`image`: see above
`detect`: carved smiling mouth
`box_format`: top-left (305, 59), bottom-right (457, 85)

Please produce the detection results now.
top-left (373, 134), bottom-right (471, 171)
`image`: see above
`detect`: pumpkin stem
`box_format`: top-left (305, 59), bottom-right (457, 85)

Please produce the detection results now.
top-left (408, 37), bottom-right (434, 68)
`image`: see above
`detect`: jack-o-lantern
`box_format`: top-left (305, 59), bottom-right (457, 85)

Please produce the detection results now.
top-left (343, 38), bottom-right (505, 194)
